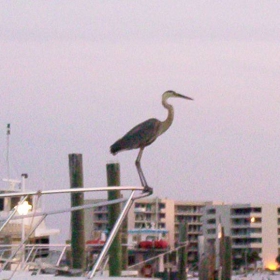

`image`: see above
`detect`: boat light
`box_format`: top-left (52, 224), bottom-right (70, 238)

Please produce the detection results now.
top-left (16, 201), bottom-right (32, 215)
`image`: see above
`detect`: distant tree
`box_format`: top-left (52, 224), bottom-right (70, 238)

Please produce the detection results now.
top-left (247, 251), bottom-right (261, 265)
top-left (233, 257), bottom-right (244, 268)
top-left (276, 254), bottom-right (280, 266)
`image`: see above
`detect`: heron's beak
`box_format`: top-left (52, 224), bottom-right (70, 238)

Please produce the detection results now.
top-left (176, 93), bottom-right (193, 100)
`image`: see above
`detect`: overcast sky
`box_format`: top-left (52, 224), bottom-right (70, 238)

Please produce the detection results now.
top-left (1, 1), bottom-right (280, 241)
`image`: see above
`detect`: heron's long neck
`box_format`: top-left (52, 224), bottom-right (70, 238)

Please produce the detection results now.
top-left (159, 98), bottom-right (174, 135)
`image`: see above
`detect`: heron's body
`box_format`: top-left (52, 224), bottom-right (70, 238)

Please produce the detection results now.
top-left (110, 90), bottom-right (193, 192)
top-left (110, 118), bottom-right (161, 155)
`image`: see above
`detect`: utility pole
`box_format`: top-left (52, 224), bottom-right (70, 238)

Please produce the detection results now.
top-left (69, 154), bottom-right (85, 270)
top-left (6, 123), bottom-right (11, 182)
top-left (107, 163), bottom-right (122, 276)
top-left (121, 199), bottom-right (128, 271)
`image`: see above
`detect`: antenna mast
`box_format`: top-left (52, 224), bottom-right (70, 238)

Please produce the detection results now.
top-left (6, 123), bottom-right (11, 182)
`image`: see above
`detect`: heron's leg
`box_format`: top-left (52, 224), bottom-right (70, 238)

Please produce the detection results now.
top-left (135, 149), bottom-right (153, 193)
top-left (135, 148), bottom-right (146, 186)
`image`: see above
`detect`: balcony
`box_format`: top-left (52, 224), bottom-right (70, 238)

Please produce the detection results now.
top-left (134, 207), bottom-right (148, 213)
top-left (205, 223), bottom-right (216, 229)
top-left (231, 207), bottom-right (262, 216)
top-left (93, 219), bottom-right (108, 224)
top-left (231, 225), bottom-right (251, 230)
top-left (231, 232), bottom-right (251, 237)
top-left (175, 219), bottom-right (201, 225)
top-left (175, 206), bottom-right (203, 215)
top-left (94, 207), bottom-right (108, 213)
top-left (175, 210), bottom-right (202, 216)
top-left (188, 246), bottom-right (198, 252)
top-left (206, 209), bottom-right (216, 215)
top-left (188, 236), bottom-right (199, 244)
top-left (232, 244), bottom-right (252, 249)
top-left (231, 218), bottom-right (261, 228)
top-left (232, 237), bottom-right (262, 249)
top-left (135, 218), bottom-right (149, 222)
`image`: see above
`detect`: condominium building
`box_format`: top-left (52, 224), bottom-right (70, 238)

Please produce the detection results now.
top-left (84, 199), bottom-right (108, 241)
top-left (174, 200), bottom-right (206, 263)
top-left (84, 197), bottom-right (207, 264)
top-left (85, 197), bottom-right (280, 270)
top-left (202, 203), bottom-right (279, 270)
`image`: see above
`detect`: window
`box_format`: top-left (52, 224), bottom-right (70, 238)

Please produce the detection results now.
top-left (128, 255), bottom-right (136, 266)
top-left (250, 228), bottom-right (262, 234)
top-left (207, 209), bottom-right (216, 215)
top-left (158, 223), bottom-right (166, 229)
top-left (207, 229), bottom-right (216, 234)
top-left (159, 203), bottom-right (165, 210)
top-left (159, 213), bottom-right (165, 219)
top-left (11, 197), bottom-right (21, 209)
top-left (253, 217), bottom-right (262, 223)
top-left (251, 207), bottom-right (261, 213)
top-left (232, 218), bottom-right (250, 226)
top-left (146, 213), bottom-right (151, 221)
top-left (250, 238), bottom-right (261, 244)
top-left (231, 208), bottom-right (251, 215)
top-left (207, 219), bottom-right (216, 225)
top-left (231, 229), bottom-right (248, 236)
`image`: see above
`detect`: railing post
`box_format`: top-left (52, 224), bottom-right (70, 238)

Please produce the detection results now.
top-left (88, 191), bottom-right (135, 278)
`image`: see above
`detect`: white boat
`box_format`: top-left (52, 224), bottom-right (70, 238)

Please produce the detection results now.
top-left (0, 184), bottom-right (158, 279)
top-left (0, 175), bottom-right (60, 245)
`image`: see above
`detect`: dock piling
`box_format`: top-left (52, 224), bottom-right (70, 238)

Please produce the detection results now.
top-left (107, 163), bottom-right (122, 276)
top-left (69, 153), bottom-right (86, 270)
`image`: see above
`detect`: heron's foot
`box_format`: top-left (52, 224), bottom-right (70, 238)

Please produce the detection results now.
top-left (143, 185), bottom-right (153, 194)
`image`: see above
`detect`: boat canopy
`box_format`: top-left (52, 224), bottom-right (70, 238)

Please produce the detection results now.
top-left (128, 229), bottom-right (168, 234)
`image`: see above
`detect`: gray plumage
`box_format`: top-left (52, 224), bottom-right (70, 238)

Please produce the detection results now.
top-left (110, 118), bottom-right (160, 155)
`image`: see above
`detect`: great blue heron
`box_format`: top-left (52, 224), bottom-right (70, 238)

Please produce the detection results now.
top-left (110, 90), bottom-right (193, 192)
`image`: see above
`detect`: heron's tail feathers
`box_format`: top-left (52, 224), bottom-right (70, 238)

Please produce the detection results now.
top-left (110, 135), bottom-right (138, 155)
top-left (110, 141), bottom-right (122, 155)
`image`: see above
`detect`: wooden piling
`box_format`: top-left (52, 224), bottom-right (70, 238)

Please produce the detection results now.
top-left (178, 222), bottom-right (187, 280)
top-left (219, 226), bottom-right (225, 280)
top-left (69, 154), bottom-right (85, 270)
top-left (221, 237), bottom-right (232, 280)
top-left (219, 227), bottom-right (232, 280)
top-left (208, 242), bottom-right (216, 280)
top-left (107, 163), bottom-right (122, 276)
top-left (198, 254), bottom-right (208, 280)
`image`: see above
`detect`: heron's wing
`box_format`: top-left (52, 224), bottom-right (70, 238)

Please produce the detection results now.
top-left (124, 118), bottom-right (161, 146)
top-left (110, 118), bottom-right (161, 154)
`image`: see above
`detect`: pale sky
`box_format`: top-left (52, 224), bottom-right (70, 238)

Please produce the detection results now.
top-left (1, 1), bottom-right (280, 241)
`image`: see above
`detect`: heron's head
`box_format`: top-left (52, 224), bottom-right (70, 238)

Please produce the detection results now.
top-left (162, 90), bottom-right (193, 101)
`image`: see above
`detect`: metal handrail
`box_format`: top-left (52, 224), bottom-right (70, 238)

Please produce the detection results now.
top-left (0, 186), bottom-right (145, 198)
top-left (0, 185), bottom-right (152, 278)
